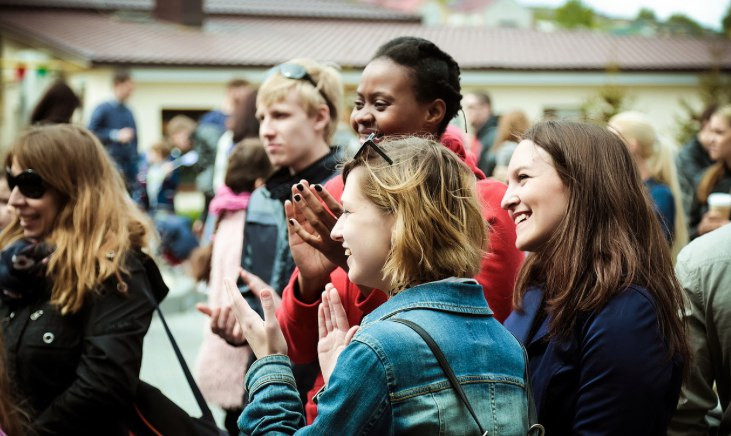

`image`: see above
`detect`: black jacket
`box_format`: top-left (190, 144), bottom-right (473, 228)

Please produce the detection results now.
top-left (0, 250), bottom-right (168, 435)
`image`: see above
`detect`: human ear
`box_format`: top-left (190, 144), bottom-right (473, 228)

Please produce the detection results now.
top-left (311, 104), bottom-right (331, 134)
top-left (424, 99), bottom-right (446, 132)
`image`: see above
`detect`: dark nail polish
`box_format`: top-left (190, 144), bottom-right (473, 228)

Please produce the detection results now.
top-left (294, 194), bottom-right (301, 202)
top-left (314, 184), bottom-right (323, 192)
top-left (296, 183), bottom-right (304, 191)
top-left (288, 219), bottom-right (294, 226)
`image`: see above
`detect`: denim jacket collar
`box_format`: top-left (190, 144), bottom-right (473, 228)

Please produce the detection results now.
top-left (361, 278), bottom-right (492, 327)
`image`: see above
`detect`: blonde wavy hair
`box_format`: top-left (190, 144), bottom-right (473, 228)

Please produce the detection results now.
top-left (608, 111), bottom-right (689, 258)
top-left (0, 124), bottom-right (153, 315)
top-left (342, 136), bottom-right (486, 293)
top-left (257, 58), bottom-right (343, 143)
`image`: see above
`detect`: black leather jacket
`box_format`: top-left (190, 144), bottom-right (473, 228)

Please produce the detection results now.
top-left (0, 250), bottom-right (168, 435)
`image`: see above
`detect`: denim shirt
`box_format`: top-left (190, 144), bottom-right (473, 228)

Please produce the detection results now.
top-left (240, 278), bottom-right (530, 435)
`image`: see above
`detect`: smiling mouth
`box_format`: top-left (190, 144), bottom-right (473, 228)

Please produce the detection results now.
top-left (514, 213), bottom-right (530, 225)
top-left (344, 248), bottom-right (352, 256)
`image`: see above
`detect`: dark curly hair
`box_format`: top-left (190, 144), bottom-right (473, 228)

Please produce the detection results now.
top-left (373, 37), bottom-right (462, 136)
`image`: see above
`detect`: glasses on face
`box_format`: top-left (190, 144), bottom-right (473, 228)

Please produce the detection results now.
top-left (353, 133), bottom-right (393, 165)
top-left (272, 63), bottom-right (336, 119)
top-left (5, 167), bottom-right (46, 199)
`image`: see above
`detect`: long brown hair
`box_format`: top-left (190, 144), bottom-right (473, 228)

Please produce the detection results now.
top-left (0, 125), bottom-right (153, 315)
top-left (0, 330), bottom-right (31, 435)
top-left (514, 120), bottom-right (688, 363)
top-left (492, 110), bottom-right (530, 152)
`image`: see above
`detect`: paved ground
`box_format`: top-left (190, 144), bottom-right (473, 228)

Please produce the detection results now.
top-left (139, 264), bottom-right (228, 427)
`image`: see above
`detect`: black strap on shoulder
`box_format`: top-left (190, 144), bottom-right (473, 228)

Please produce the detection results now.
top-left (390, 318), bottom-right (487, 436)
top-left (139, 266), bottom-right (216, 425)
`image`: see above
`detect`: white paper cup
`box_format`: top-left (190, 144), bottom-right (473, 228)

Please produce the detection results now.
top-left (708, 193), bottom-right (731, 220)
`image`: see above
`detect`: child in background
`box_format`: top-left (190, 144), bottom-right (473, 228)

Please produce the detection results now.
top-left (193, 138), bottom-right (272, 435)
top-left (138, 140), bottom-right (179, 214)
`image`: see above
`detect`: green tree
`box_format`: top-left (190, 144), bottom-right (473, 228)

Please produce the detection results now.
top-left (665, 13), bottom-right (705, 37)
top-left (723, 5), bottom-right (731, 37)
top-left (636, 8), bottom-right (656, 23)
top-left (555, 0), bottom-right (594, 29)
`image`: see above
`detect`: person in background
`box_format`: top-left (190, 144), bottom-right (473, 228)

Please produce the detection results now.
top-left (199, 79), bottom-right (251, 132)
top-left (0, 173), bottom-right (12, 231)
top-left (691, 104), bottom-right (731, 238)
top-left (608, 111), bottom-right (688, 257)
top-left (0, 124), bottom-right (166, 434)
top-left (463, 91), bottom-right (499, 176)
top-left (668, 223), bottom-right (731, 435)
top-left (503, 120), bottom-right (688, 434)
top-left (29, 78), bottom-right (81, 125)
top-left (88, 70), bottom-right (138, 192)
top-left (194, 139), bottom-right (272, 436)
top-left (677, 104), bottom-right (717, 219)
top-left (491, 109), bottom-right (531, 183)
top-left (137, 140), bottom-right (179, 214)
top-left (229, 137), bottom-right (531, 435)
top-left (196, 80), bottom-right (253, 220)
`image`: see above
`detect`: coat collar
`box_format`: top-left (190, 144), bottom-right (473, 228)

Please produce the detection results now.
top-left (361, 278), bottom-right (492, 327)
top-left (505, 287), bottom-right (550, 347)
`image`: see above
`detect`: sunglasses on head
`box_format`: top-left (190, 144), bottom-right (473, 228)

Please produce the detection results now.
top-left (5, 167), bottom-right (46, 199)
top-left (353, 133), bottom-right (393, 165)
top-left (272, 63), bottom-right (336, 119)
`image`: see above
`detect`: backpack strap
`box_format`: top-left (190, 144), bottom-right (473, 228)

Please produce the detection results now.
top-left (389, 318), bottom-right (487, 436)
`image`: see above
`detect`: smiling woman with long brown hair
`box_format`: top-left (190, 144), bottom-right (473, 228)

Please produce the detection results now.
top-left (503, 120), bottom-right (689, 435)
top-left (0, 124), bottom-right (166, 434)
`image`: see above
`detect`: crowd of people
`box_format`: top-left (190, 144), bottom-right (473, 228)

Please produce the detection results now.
top-left (0, 34), bottom-right (729, 435)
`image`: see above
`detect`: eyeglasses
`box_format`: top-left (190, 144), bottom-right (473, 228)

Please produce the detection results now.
top-left (353, 133), bottom-right (393, 165)
top-left (272, 63), bottom-right (336, 119)
top-left (5, 167), bottom-right (47, 199)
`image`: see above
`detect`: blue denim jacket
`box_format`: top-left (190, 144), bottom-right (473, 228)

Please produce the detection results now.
top-left (240, 278), bottom-right (530, 435)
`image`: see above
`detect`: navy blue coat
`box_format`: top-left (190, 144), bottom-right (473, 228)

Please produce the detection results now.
top-left (505, 285), bottom-right (683, 435)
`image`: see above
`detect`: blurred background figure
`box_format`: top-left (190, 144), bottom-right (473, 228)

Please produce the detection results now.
top-left (668, 223), bottom-right (731, 435)
top-left (29, 78), bottom-right (81, 125)
top-left (137, 140), bottom-right (179, 215)
top-left (463, 91), bottom-right (499, 176)
top-left (691, 104), bottom-right (731, 238)
top-left (88, 70), bottom-right (139, 192)
top-left (676, 104), bottom-right (717, 220)
top-left (0, 172), bottom-right (12, 231)
top-left (199, 79), bottom-right (251, 132)
top-left (490, 110), bottom-right (531, 183)
top-left (609, 111), bottom-right (688, 256)
top-left (193, 138), bottom-right (271, 436)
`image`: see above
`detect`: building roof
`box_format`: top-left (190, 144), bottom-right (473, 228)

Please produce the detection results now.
top-left (0, 0), bottom-right (422, 21)
top-left (1, 8), bottom-right (729, 71)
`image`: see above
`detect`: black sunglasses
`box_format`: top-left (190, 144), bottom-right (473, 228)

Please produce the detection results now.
top-left (5, 167), bottom-right (46, 199)
top-left (353, 133), bottom-right (393, 165)
top-left (272, 63), bottom-right (336, 119)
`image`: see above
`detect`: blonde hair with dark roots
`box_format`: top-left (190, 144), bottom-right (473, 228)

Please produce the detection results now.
top-left (257, 58), bottom-right (343, 143)
top-left (342, 136), bottom-right (486, 293)
top-left (0, 124), bottom-right (153, 315)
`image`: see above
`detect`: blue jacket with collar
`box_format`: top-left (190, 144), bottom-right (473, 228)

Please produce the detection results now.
top-left (240, 278), bottom-right (531, 435)
top-left (505, 285), bottom-right (683, 435)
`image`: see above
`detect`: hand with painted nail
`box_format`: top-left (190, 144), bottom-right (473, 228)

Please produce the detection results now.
top-left (287, 179), bottom-right (348, 271)
top-left (317, 283), bottom-right (360, 385)
top-left (224, 277), bottom-right (288, 358)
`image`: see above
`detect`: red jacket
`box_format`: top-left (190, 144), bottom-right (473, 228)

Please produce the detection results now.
top-left (276, 130), bottom-right (523, 423)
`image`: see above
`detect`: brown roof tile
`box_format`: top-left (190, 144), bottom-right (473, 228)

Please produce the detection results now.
top-left (1, 9), bottom-right (729, 71)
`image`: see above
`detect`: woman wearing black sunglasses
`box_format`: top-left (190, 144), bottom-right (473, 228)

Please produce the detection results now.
top-left (0, 124), bottom-right (167, 434)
